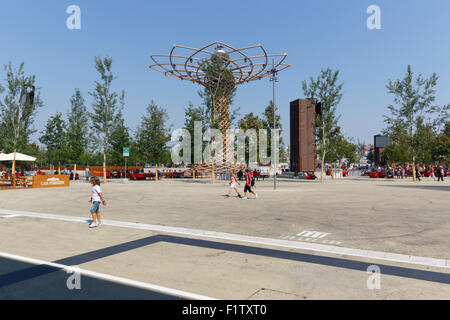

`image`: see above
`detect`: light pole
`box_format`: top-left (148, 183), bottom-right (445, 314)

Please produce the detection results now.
top-left (103, 92), bottom-right (108, 184)
top-left (268, 59), bottom-right (278, 190)
top-left (12, 84), bottom-right (34, 189)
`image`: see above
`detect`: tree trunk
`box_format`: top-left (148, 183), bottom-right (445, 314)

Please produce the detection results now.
top-left (339, 160), bottom-right (342, 179)
top-left (103, 161), bottom-right (107, 184)
top-left (156, 163), bottom-right (159, 181)
top-left (412, 159), bottom-right (417, 182)
top-left (58, 162), bottom-right (61, 175)
top-left (73, 163), bottom-right (77, 181)
top-left (330, 164), bottom-right (334, 180)
top-left (320, 153), bottom-right (325, 183)
top-left (12, 149), bottom-right (16, 189)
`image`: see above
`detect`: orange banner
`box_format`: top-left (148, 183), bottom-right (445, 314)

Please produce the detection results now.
top-left (32, 175), bottom-right (70, 188)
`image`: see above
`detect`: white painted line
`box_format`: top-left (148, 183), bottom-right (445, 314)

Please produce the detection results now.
top-left (0, 214), bottom-right (20, 219)
top-left (297, 231), bottom-right (329, 239)
top-left (1, 208), bottom-right (450, 270)
top-left (0, 251), bottom-right (217, 300)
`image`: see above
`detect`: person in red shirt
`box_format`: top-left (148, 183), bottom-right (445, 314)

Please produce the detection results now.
top-left (429, 166), bottom-right (436, 181)
top-left (243, 170), bottom-right (258, 200)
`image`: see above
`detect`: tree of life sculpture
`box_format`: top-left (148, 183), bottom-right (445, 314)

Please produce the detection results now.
top-left (149, 41), bottom-right (290, 176)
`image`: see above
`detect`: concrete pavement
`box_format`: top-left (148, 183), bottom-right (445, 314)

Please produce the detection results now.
top-left (0, 177), bottom-right (449, 299)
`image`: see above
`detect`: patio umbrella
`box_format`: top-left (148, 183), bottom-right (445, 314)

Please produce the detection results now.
top-left (0, 152), bottom-right (36, 162)
top-left (0, 152), bottom-right (36, 189)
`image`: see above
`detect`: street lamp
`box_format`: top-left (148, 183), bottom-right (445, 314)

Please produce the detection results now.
top-left (268, 59), bottom-right (279, 190)
top-left (12, 84), bottom-right (35, 189)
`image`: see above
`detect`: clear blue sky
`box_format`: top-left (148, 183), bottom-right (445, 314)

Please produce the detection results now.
top-left (1, 0), bottom-right (449, 147)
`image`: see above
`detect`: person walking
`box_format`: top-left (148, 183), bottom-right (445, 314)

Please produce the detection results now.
top-left (429, 165), bottom-right (436, 181)
top-left (243, 170), bottom-right (258, 200)
top-left (237, 169), bottom-right (243, 181)
top-left (88, 176), bottom-right (106, 228)
top-left (437, 166), bottom-right (445, 182)
top-left (226, 171), bottom-right (242, 198)
top-left (415, 166), bottom-right (421, 181)
top-left (85, 167), bottom-right (91, 181)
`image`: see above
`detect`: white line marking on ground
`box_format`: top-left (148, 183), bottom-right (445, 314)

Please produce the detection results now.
top-left (1, 208), bottom-right (450, 270)
top-left (0, 214), bottom-right (20, 219)
top-left (297, 231), bottom-right (329, 239)
top-left (0, 251), bottom-right (217, 300)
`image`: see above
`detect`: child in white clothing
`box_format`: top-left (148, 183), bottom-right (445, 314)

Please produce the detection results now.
top-left (88, 176), bottom-right (106, 228)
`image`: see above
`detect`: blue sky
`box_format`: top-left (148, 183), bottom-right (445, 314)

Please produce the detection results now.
top-left (1, 0), bottom-right (449, 147)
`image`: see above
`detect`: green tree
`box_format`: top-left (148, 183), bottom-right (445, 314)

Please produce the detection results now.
top-left (39, 113), bottom-right (68, 172)
top-left (367, 149), bottom-right (375, 165)
top-left (355, 139), bottom-right (366, 162)
top-left (434, 121), bottom-right (450, 163)
top-left (66, 89), bottom-right (89, 166)
top-left (89, 56), bottom-right (121, 182)
top-left (261, 100), bottom-right (286, 163)
top-left (302, 68), bottom-right (343, 182)
top-left (382, 143), bottom-right (408, 166)
top-left (0, 62), bottom-right (42, 153)
top-left (383, 65), bottom-right (439, 180)
top-left (238, 112), bottom-right (263, 131)
top-left (108, 92), bottom-right (132, 165)
top-left (338, 137), bottom-right (358, 168)
top-left (136, 101), bottom-right (171, 168)
top-left (199, 50), bottom-right (236, 130)
top-left (27, 142), bottom-right (47, 167)
top-left (238, 112), bottom-right (263, 164)
top-left (326, 134), bottom-right (356, 178)
top-left (183, 102), bottom-right (208, 165)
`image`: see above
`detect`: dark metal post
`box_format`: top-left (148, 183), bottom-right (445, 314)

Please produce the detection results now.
top-left (269, 59), bottom-right (279, 190)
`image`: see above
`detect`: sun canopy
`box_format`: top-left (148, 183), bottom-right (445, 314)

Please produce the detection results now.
top-left (0, 152), bottom-right (37, 162)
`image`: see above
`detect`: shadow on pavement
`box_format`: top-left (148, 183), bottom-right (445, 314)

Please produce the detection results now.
top-left (2, 233), bottom-right (450, 299)
top-left (0, 256), bottom-right (181, 300)
top-left (380, 185), bottom-right (450, 192)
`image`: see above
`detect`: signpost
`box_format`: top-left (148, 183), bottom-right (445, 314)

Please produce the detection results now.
top-left (123, 147), bottom-right (129, 183)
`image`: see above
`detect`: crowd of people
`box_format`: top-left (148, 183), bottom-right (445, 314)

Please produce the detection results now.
top-left (0, 166), bottom-right (41, 178)
top-left (366, 164), bottom-right (448, 181)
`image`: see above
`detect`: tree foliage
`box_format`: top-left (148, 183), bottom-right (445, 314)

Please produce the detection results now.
top-left (199, 51), bottom-right (236, 130)
top-left (39, 113), bottom-right (68, 165)
top-left (89, 56), bottom-right (121, 161)
top-left (237, 100), bottom-right (287, 164)
top-left (0, 62), bottom-right (42, 153)
top-left (66, 89), bottom-right (89, 164)
top-left (135, 101), bottom-right (171, 165)
top-left (382, 65), bottom-right (447, 165)
top-left (183, 102), bottom-right (208, 164)
top-left (302, 68), bottom-right (344, 180)
top-left (108, 92), bottom-right (132, 165)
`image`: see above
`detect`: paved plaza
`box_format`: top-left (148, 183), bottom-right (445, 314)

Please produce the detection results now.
top-left (0, 176), bottom-right (449, 299)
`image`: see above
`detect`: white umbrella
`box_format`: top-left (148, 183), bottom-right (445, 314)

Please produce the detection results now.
top-left (0, 152), bottom-right (36, 162)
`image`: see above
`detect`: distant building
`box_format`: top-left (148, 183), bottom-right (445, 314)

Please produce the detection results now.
top-left (374, 135), bottom-right (391, 165)
top-left (290, 98), bottom-right (317, 174)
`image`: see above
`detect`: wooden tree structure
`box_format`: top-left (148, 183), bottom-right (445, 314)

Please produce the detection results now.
top-left (149, 41), bottom-right (290, 177)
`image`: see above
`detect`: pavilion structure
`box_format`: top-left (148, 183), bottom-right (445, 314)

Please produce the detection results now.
top-left (149, 41), bottom-right (290, 177)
